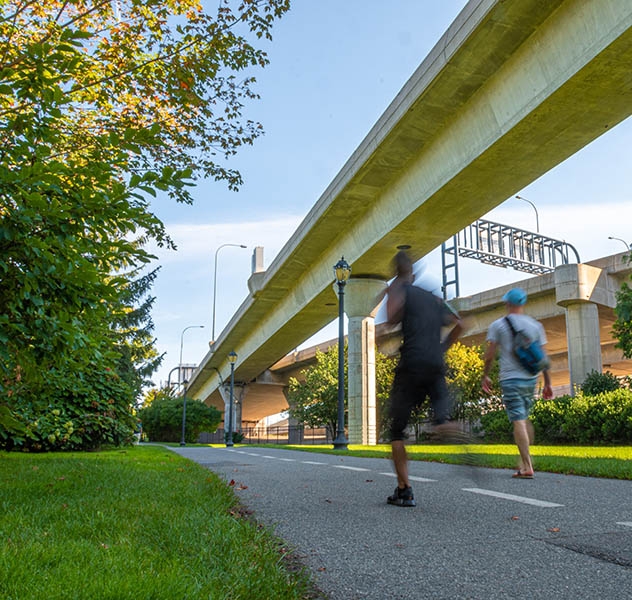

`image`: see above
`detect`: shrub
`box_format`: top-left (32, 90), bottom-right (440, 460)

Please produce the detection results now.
top-left (561, 389), bottom-right (632, 444)
top-left (531, 396), bottom-right (572, 443)
top-left (225, 431), bottom-right (245, 444)
top-left (1, 367), bottom-right (137, 452)
top-left (139, 395), bottom-right (221, 443)
top-left (478, 409), bottom-right (513, 442)
top-left (599, 389), bottom-right (632, 442)
top-left (580, 370), bottom-right (621, 396)
top-left (478, 389), bottom-right (632, 445)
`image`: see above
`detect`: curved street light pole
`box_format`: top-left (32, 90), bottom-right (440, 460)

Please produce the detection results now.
top-left (608, 236), bottom-right (631, 251)
top-left (332, 257), bottom-right (351, 450)
top-left (515, 195), bottom-right (540, 233)
top-left (166, 365), bottom-right (181, 388)
top-left (179, 324), bottom-right (204, 446)
top-left (211, 244), bottom-right (247, 347)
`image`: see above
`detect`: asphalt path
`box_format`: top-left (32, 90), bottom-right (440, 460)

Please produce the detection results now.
top-left (167, 446), bottom-right (632, 600)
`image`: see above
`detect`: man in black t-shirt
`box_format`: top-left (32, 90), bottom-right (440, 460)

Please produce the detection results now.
top-left (385, 251), bottom-right (463, 507)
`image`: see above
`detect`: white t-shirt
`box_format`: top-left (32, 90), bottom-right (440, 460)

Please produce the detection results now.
top-left (487, 313), bottom-right (547, 381)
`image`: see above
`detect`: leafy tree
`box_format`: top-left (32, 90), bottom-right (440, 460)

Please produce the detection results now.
top-left (139, 388), bottom-right (221, 443)
top-left (287, 345), bottom-right (344, 440)
top-left (376, 350), bottom-right (397, 441)
top-left (613, 255), bottom-right (632, 358)
top-left (1, 0), bottom-right (291, 197)
top-left (445, 342), bottom-right (502, 423)
top-left (0, 1), bottom-right (289, 446)
top-left (287, 344), bottom-right (396, 441)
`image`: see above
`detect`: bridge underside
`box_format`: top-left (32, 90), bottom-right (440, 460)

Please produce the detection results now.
top-left (188, 0), bottom-right (632, 422)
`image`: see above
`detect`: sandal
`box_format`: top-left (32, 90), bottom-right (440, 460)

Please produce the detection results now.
top-left (512, 470), bottom-right (534, 479)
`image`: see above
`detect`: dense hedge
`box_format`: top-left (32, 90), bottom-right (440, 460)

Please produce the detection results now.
top-left (1, 367), bottom-right (137, 452)
top-left (139, 396), bottom-right (221, 444)
top-left (478, 389), bottom-right (632, 444)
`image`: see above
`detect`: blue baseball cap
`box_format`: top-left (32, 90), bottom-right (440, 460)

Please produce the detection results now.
top-left (502, 287), bottom-right (527, 306)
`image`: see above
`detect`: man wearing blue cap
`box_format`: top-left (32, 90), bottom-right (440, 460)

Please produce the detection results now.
top-left (481, 287), bottom-right (552, 478)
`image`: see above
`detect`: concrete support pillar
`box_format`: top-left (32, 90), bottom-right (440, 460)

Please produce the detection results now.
top-left (564, 302), bottom-right (602, 391)
top-left (219, 383), bottom-right (246, 434)
top-left (341, 278), bottom-right (387, 445)
top-left (555, 263), bottom-right (611, 393)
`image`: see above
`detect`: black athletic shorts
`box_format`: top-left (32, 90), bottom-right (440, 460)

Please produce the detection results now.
top-left (389, 365), bottom-right (451, 441)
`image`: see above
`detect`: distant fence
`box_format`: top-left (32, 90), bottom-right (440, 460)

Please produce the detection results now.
top-left (197, 425), bottom-right (332, 445)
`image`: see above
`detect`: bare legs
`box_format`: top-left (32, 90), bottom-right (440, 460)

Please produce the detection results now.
top-left (391, 422), bottom-right (467, 488)
top-left (391, 440), bottom-right (409, 488)
top-left (513, 419), bottom-right (534, 473)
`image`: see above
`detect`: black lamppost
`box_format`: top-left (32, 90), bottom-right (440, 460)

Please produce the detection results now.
top-left (178, 324), bottom-right (204, 447)
top-left (179, 378), bottom-right (189, 446)
top-left (332, 257), bottom-right (351, 450)
top-left (225, 351), bottom-right (238, 447)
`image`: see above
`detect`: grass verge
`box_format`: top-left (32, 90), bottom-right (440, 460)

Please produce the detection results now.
top-left (247, 443), bottom-right (632, 480)
top-left (0, 445), bottom-right (318, 600)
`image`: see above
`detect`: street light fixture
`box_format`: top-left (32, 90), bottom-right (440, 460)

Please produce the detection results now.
top-left (608, 236), bottom-right (631, 251)
top-left (178, 324), bottom-right (204, 447)
top-left (332, 257), bottom-right (351, 450)
top-left (225, 351), bottom-right (238, 447)
top-left (166, 365), bottom-right (180, 389)
top-left (515, 195), bottom-right (540, 233)
top-left (211, 244), bottom-right (247, 346)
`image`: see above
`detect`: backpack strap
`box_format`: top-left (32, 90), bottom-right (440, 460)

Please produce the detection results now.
top-left (504, 316), bottom-right (517, 337)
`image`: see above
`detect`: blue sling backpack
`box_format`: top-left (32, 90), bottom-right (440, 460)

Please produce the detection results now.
top-left (504, 316), bottom-right (549, 376)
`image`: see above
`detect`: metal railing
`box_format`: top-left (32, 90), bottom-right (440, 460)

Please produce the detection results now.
top-left (197, 425), bottom-right (333, 445)
top-left (442, 218), bottom-right (580, 298)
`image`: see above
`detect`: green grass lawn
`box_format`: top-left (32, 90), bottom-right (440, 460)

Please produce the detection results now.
top-left (4, 443), bottom-right (628, 599)
top-left (0, 446), bottom-right (316, 600)
top-left (249, 443), bottom-right (632, 480)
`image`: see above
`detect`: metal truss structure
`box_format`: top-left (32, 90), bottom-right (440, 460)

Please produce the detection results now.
top-left (441, 219), bottom-right (580, 299)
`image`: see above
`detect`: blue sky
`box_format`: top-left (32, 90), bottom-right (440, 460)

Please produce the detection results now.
top-left (148, 1), bottom-right (632, 389)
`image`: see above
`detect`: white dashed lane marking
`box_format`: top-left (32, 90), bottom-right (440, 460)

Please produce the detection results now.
top-left (616, 522), bottom-right (632, 527)
top-left (379, 472), bottom-right (436, 483)
top-left (333, 465), bottom-right (371, 472)
top-left (463, 487), bottom-right (564, 508)
top-left (301, 461), bottom-right (326, 465)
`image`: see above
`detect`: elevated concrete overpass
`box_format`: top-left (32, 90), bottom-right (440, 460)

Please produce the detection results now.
top-left (187, 0), bottom-right (632, 439)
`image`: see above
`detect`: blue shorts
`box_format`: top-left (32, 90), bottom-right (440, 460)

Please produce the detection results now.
top-left (500, 378), bottom-right (537, 422)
